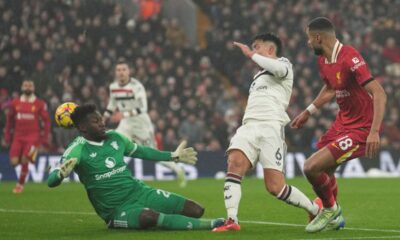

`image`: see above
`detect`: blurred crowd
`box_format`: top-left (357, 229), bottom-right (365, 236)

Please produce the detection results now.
top-left (0, 0), bottom-right (399, 154)
top-left (197, 0), bottom-right (400, 150)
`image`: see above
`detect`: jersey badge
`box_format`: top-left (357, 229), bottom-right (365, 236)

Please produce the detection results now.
top-left (105, 157), bottom-right (116, 168)
top-left (111, 141), bottom-right (119, 150)
top-left (90, 152), bottom-right (97, 158)
top-left (336, 72), bottom-right (342, 85)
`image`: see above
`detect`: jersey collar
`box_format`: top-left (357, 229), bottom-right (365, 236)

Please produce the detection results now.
top-left (20, 94), bottom-right (36, 102)
top-left (325, 40), bottom-right (343, 64)
top-left (85, 139), bottom-right (104, 146)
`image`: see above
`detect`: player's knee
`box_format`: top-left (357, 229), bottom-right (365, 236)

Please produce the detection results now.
top-left (20, 156), bottom-right (29, 164)
top-left (138, 209), bottom-right (159, 229)
top-left (303, 159), bottom-right (319, 176)
top-left (181, 200), bottom-right (204, 218)
top-left (227, 151), bottom-right (249, 173)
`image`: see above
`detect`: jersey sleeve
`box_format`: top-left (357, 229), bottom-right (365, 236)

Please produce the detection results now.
top-left (60, 140), bottom-right (82, 165)
top-left (106, 86), bottom-right (117, 114)
top-left (39, 101), bottom-right (51, 141)
top-left (346, 49), bottom-right (373, 86)
top-left (4, 100), bottom-right (16, 144)
top-left (134, 81), bottom-right (148, 114)
top-left (251, 54), bottom-right (291, 79)
top-left (112, 130), bottom-right (139, 156)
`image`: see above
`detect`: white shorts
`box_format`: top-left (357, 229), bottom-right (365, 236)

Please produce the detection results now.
top-left (116, 114), bottom-right (156, 148)
top-left (227, 121), bottom-right (287, 172)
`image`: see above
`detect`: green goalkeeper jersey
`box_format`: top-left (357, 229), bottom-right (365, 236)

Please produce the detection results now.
top-left (57, 130), bottom-right (172, 221)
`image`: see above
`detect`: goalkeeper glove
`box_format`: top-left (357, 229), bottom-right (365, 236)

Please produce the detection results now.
top-left (58, 158), bottom-right (77, 178)
top-left (171, 141), bottom-right (198, 165)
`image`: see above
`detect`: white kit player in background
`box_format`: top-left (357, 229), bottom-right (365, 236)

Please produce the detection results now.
top-left (213, 33), bottom-right (320, 232)
top-left (103, 60), bottom-right (187, 187)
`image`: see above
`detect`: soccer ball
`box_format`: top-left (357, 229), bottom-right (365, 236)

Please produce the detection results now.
top-left (55, 102), bottom-right (78, 128)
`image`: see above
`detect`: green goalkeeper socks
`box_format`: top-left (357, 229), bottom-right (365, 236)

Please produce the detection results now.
top-left (156, 213), bottom-right (213, 230)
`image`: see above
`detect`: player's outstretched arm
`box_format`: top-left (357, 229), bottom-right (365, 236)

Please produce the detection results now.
top-left (47, 158), bottom-right (77, 188)
top-left (290, 84), bottom-right (335, 129)
top-left (364, 80), bottom-right (387, 158)
top-left (131, 141), bottom-right (198, 165)
top-left (233, 41), bottom-right (288, 78)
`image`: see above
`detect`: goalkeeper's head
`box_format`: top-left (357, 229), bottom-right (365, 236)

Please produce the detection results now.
top-left (71, 104), bottom-right (107, 141)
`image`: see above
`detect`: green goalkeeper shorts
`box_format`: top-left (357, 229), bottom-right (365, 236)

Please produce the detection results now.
top-left (110, 185), bottom-right (186, 229)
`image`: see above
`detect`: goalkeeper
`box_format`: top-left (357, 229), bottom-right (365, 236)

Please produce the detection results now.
top-left (48, 104), bottom-right (223, 230)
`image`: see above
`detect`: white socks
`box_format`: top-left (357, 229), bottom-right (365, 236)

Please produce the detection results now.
top-left (224, 173), bottom-right (242, 223)
top-left (277, 185), bottom-right (319, 216)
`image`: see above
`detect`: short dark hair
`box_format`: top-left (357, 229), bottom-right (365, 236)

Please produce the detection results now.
top-left (308, 17), bottom-right (335, 32)
top-left (70, 104), bottom-right (97, 127)
top-left (115, 59), bottom-right (130, 68)
top-left (252, 33), bottom-right (282, 56)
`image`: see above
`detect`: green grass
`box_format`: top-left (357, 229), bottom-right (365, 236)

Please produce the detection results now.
top-left (1, 178), bottom-right (400, 240)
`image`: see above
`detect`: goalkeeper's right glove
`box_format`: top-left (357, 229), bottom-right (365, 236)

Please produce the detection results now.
top-left (58, 158), bottom-right (77, 178)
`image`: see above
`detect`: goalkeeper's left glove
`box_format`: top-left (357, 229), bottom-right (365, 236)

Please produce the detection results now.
top-left (171, 141), bottom-right (198, 165)
top-left (58, 158), bottom-right (77, 178)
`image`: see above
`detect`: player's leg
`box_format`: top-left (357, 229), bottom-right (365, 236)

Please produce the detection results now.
top-left (9, 139), bottom-right (25, 193)
top-left (110, 206), bottom-right (223, 230)
top-left (264, 169), bottom-right (320, 218)
top-left (259, 128), bottom-right (319, 220)
top-left (303, 147), bottom-right (342, 232)
top-left (212, 149), bottom-right (252, 232)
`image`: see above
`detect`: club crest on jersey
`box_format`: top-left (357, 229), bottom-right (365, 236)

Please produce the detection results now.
top-left (31, 106), bottom-right (36, 112)
top-left (105, 157), bottom-right (116, 168)
top-left (352, 57), bottom-right (360, 64)
top-left (336, 72), bottom-right (342, 85)
top-left (90, 152), bottom-right (97, 158)
top-left (111, 141), bottom-right (119, 150)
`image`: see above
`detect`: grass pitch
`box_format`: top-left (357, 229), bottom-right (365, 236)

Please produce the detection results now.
top-left (1, 177), bottom-right (400, 240)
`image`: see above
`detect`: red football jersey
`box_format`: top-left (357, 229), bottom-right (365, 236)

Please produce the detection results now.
top-left (4, 95), bottom-right (50, 143)
top-left (318, 42), bottom-right (374, 130)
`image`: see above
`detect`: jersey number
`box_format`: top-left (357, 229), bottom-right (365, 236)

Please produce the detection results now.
top-left (156, 189), bottom-right (171, 198)
top-left (338, 137), bottom-right (353, 151)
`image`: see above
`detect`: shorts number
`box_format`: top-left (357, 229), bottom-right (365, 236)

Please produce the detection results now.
top-left (338, 137), bottom-right (353, 151)
top-left (156, 189), bottom-right (171, 198)
top-left (275, 148), bottom-right (282, 160)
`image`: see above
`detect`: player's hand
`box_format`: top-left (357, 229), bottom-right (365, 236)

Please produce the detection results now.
top-left (1, 138), bottom-right (9, 148)
top-left (58, 158), bottom-right (77, 178)
top-left (233, 42), bottom-right (255, 58)
top-left (171, 141), bottom-right (198, 165)
top-left (290, 111), bottom-right (310, 129)
top-left (366, 131), bottom-right (380, 159)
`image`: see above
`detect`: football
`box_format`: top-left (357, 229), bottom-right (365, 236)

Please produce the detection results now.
top-left (55, 102), bottom-right (78, 128)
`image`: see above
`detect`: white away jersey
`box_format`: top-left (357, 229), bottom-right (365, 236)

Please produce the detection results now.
top-left (243, 56), bottom-right (293, 124)
top-left (107, 78), bottom-right (147, 114)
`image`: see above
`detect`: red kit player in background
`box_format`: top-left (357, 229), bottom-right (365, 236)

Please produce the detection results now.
top-left (3, 79), bottom-right (50, 193)
top-left (291, 17), bottom-right (387, 232)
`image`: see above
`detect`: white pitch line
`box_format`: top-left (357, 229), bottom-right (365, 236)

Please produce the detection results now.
top-left (1, 208), bottom-right (400, 234)
top-left (296, 236), bottom-right (400, 240)
top-left (239, 220), bottom-right (400, 233)
top-left (0, 208), bottom-right (96, 216)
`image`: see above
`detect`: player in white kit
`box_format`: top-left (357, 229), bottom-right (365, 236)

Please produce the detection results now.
top-left (103, 61), bottom-right (187, 187)
top-left (213, 33), bottom-right (320, 232)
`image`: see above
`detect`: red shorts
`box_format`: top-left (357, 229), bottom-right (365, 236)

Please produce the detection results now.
top-left (316, 127), bottom-right (369, 164)
top-left (9, 138), bottom-right (39, 162)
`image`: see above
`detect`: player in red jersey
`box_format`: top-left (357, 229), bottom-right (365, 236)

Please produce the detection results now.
top-left (291, 17), bottom-right (386, 232)
top-left (4, 80), bottom-right (51, 193)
